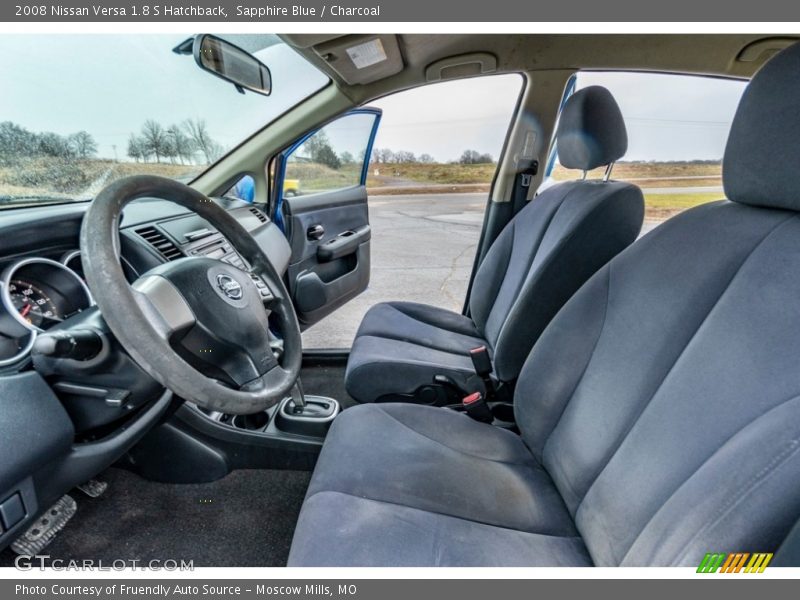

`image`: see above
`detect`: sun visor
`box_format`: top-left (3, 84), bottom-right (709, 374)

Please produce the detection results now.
top-left (312, 35), bottom-right (404, 85)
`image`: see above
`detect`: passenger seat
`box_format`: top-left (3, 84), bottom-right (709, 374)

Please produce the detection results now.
top-left (345, 86), bottom-right (644, 404)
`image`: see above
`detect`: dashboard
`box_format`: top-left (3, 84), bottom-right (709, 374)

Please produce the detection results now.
top-left (0, 195), bottom-right (290, 370)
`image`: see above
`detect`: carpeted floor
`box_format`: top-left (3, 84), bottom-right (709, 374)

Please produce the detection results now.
top-left (300, 360), bottom-right (357, 409)
top-left (0, 467), bottom-right (310, 567)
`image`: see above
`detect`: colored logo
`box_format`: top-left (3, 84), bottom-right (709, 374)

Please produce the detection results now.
top-left (697, 552), bottom-right (773, 573)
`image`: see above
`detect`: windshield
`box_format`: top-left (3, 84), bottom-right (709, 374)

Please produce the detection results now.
top-left (0, 34), bottom-right (328, 209)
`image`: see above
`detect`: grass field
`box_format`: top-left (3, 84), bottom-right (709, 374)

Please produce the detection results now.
top-left (643, 192), bottom-right (723, 221)
top-left (285, 161), bottom-right (362, 192)
top-left (366, 160), bottom-right (725, 219)
top-left (1, 158), bottom-right (724, 220)
top-left (0, 158), bottom-right (199, 202)
top-left (551, 161), bottom-right (722, 183)
top-left (367, 162), bottom-right (498, 186)
top-left (368, 160), bottom-right (722, 189)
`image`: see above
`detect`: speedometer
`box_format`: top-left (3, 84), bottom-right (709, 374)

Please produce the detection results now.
top-left (0, 257), bottom-right (93, 337)
top-left (0, 257), bottom-right (92, 366)
top-left (8, 279), bottom-right (61, 329)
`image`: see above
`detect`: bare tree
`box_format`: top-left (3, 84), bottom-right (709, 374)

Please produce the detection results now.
top-left (140, 120), bottom-right (169, 163)
top-left (127, 134), bottom-right (144, 162)
top-left (166, 125), bottom-right (194, 164)
top-left (0, 122), bottom-right (104, 164)
top-left (301, 131), bottom-right (341, 169)
top-left (207, 140), bottom-right (224, 163)
top-left (371, 148), bottom-right (395, 163)
top-left (0, 121), bottom-right (38, 163)
top-left (37, 132), bottom-right (73, 158)
top-left (395, 150), bottom-right (417, 163)
top-left (418, 153), bottom-right (435, 164)
top-left (184, 118), bottom-right (218, 164)
top-left (68, 131), bottom-right (98, 158)
top-left (459, 149), bottom-right (493, 164)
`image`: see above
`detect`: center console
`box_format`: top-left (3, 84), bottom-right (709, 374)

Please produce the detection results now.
top-left (122, 380), bottom-right (340, 483)
top-left (201, 381), bottom-right (340, 439)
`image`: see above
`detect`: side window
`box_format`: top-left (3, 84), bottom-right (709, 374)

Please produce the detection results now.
top-left (549, 72), bottom-right (746, 234)
top-left (284, 112), bottom-right (377, 196)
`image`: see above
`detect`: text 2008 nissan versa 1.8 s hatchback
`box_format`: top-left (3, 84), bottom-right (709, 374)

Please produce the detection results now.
top-left (1, 33), bottom-right (800, 568)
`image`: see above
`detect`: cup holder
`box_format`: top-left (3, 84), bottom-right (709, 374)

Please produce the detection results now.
top-left (230, 411), bottom-right (269, 431)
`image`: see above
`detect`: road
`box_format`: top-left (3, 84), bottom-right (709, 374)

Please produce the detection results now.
top-left (301, 186), bottom-right (721, 349)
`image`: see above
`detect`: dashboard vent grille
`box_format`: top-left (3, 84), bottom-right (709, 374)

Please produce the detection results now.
top-left (249, 207), bottom-right (268, 223)
top-left (134, 226), bottom-right (183, 261)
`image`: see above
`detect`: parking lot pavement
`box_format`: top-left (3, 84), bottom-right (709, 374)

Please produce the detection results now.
top-left (301, 193), bottom-right (486, 349)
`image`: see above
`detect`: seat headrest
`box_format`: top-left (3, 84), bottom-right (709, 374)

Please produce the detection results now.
top-left (556, 85), bottom-right (628, 171)
top-left (724, 42), bottom-right (800, 211)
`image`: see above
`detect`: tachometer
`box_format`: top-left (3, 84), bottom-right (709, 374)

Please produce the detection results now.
top-left (8, 279), bottom-right (61, 328)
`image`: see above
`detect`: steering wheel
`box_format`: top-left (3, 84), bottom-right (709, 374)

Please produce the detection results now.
top-left (79, 175), bottom-right (302, 414)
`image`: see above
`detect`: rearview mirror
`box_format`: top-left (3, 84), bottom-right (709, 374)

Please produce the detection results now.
top-left (192, 34), bottom-right (272, 96)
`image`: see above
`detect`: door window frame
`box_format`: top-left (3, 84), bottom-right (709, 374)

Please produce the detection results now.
top-left (271, 107), bottom-right (382, 233)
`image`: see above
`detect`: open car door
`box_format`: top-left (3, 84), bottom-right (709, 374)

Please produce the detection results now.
top-left (273, 109), bottom-right (381, 328)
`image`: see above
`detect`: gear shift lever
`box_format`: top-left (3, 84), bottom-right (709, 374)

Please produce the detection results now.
top-left (289, 379), bottom-right (306, 413)
top-left (275, 378), bottom-right (339, 436)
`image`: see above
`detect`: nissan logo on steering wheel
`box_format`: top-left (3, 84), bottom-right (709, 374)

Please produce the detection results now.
top-left (215, 273), bottom-right (243, 300)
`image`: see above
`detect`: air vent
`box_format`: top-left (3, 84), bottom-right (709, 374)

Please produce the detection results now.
top-left (249, 207), bottom-right (268, 223)
top-left (134, 226), bottom-right (183, 261)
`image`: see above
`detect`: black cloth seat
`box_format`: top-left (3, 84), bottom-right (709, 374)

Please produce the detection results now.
top-left (289, 405), bottom-right (591, 567)
top-left (346, 86), bottom-right (644, 404)
top-left (289, 43), bottom-right (800, 567)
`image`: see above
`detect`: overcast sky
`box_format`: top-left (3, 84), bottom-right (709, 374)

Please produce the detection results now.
top-left (371, 71), bottom-right (746, 163)
top-left (369, 75), bottom-right (523, 162)
top-left (576, 71), bottom-right (746, 162)
top-left (0, 35), bottom-right (327, 159)
top-left (0, 35), bottom-right (747, 164)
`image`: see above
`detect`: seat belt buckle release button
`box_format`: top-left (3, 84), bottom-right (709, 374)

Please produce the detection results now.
top-left (462, 392), bottom-right (493, 423)
top-left (463, 392), bottom-right (482, 405)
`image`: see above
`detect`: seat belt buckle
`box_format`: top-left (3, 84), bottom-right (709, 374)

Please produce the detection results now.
top-left (469, 346), bottom-right (493, 377)
top-left (469, 345), bottom-right (496, 402)
top-left (462, 392), bottom-right (494, 423)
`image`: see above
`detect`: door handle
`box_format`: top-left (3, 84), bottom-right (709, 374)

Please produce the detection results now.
top-left (316, 226), bottom-right (371, 262)
top-left (307, 225), bottom-right (325, 241)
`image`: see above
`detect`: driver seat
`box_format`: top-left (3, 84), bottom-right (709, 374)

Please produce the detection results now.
top-left (288, 44), bottom-right (800, 567)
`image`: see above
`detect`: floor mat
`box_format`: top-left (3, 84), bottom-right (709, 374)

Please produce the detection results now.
top-left (0, 467), bottom-right (310, 567)
top-left (300, 361), bottom-right (357, 409)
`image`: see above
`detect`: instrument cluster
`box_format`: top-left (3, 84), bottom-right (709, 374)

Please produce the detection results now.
top-left (0, 253), bottom-right (93, 367)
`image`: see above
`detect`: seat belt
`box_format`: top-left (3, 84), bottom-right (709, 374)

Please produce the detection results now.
top-left (511, 131), bottom-right (539, 215)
